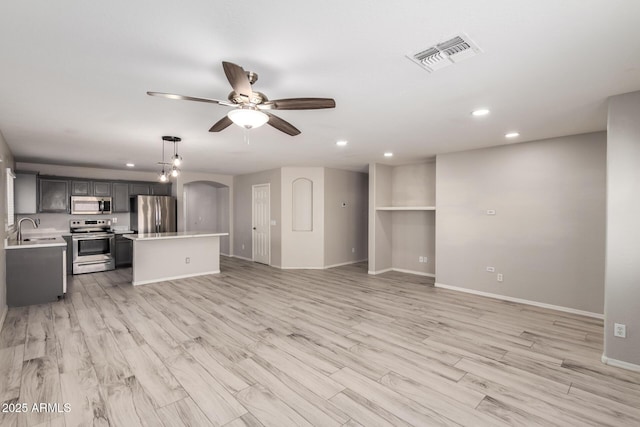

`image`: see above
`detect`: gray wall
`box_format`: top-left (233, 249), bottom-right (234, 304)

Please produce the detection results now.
top-left (324, 168), bottom-right (368, 267)
top-left (0, 130), bottom-right (15, 324)
top-left (436, 132), bottom-right (606, 314)
top-left (233, 168), bottom-right (281, 266)
top-left (605, 91), bottom-right (640, 366)
top-left (184, 181), bottom-right (230, 255)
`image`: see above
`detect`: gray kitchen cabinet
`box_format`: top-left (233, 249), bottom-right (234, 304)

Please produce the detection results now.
top-left (39, 178), bottom-right (69, 213)
top-left (151, 183), bottom-right (172, 196)
top-left (72, 180), bottom-right (111, 197)
top-left (7, 246), bottom-right (65, 307)
top-left (71, 180), bottom-right (91, 196)
top-left (93, 181), bottom-right (111, 196)
top-left (115, 235), bottom-right (133, 267)
top-left (15, 171), bottom-right (38, 214)
top-left (62, 235), bottom-right (73, 275)
top-left (129, 183), bottom-right (150, 196)
top-left (112, 182), bottom-right (130, 212)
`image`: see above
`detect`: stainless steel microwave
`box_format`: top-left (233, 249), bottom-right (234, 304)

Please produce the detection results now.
top-left (70, 196), bottom-right (112, 215)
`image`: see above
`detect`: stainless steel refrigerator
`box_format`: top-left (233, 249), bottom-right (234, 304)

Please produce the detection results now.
top-left (130, 195), bottom-right (176, 234)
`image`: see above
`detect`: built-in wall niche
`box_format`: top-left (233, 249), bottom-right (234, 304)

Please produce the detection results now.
top-left (292, 177), bottom-right (313, 231)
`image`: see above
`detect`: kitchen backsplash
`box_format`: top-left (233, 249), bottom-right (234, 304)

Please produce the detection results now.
top-left (16, 213), bottom-right (130, 231)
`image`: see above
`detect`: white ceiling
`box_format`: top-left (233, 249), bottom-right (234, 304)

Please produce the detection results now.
top-left (1, 1), bottom-right (639, 175)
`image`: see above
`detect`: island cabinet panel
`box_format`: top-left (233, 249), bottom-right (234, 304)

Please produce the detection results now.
top-left (112, 182), bottom-right (130, 213)
top-left (39, 178), bottom-right (69, 213)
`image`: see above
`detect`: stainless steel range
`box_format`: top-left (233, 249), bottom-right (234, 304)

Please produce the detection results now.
top-left (70, 219), bottom-right (115, 274)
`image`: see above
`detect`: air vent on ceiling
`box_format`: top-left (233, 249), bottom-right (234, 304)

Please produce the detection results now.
top-left (407, 33), bottom-right (482, 73)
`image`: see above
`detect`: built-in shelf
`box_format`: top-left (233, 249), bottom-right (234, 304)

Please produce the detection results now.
top-left (376, 206), bottom-right (436, 211)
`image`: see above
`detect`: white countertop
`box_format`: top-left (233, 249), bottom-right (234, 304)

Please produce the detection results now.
top-left (5, 235), bottom-right (67, 250)
top-left (124, 231), bottom-right (229, 241)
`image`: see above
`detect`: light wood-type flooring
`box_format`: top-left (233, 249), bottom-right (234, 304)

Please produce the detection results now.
top-left (1, 257), bottom-right (639, 426)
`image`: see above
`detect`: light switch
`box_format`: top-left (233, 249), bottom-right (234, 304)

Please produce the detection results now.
top-left (270, 220), bottom-right (276, 226)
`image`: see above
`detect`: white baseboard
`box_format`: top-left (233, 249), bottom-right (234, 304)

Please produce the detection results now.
top-left (602, 354), bottom-right (640, 372)
top-left (368, 267), bottom-right (435, 278)
top-left (280, 266), bottom-right (325, 270)
top-left (434, 282), bottom-right (604, 319)
top-left (132, 270), bottom-right (220, 286)
top-left (391, 268), bottom-right (436, 278)
top-left (0, 304), bottom-right (7, 333)
top-left (229, 254), bottom-right (253, 262)
top-left (368, 268), bottom-right (393, 275)
top-left (324, 259), bottom-right (368, 269)
top-left (220, 253), bottom-right (230, 257)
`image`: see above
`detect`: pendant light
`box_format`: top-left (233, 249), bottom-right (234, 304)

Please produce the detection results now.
top-left (159, 136), bottom-right (182, 181)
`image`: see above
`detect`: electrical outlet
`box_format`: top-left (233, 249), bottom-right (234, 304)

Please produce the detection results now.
top-left (185, 257), bottom-right (190, 264)
top-left (486, 209), bottom-right (496, 215)
top-left (614, 323), bottom-right (627, 338)
top-left (112, 217), bottom-right (118, 223)
top-left (497, 273), bottom-right (503, 282)
top-left (352, 247), bottom-right (355, 253)
top-left (242, 244), bottom-right (245, 250)
top-left (486, 266), bottom-right (495, 272)
top-left (418, 256), bottom-right (424, 263)
top-left (423, 256), bottom-right (428, 263)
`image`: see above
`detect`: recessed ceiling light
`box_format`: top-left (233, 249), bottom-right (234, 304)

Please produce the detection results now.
top-left (336, 140), bottom-right (348, 146)
top-left (384, 152), bottom-right (393, 157)
top-left (126, 163), bottom-right (135, 167)
top-left (505, 132), bottom-right (520, 138)
top-left (471, 108), bottom-right (490, 116)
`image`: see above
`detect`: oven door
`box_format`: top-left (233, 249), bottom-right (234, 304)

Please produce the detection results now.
top-left (72, 234), bottom-right (115, 263)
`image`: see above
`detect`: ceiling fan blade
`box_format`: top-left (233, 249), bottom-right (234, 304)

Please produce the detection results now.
top-left (265, 112), bottom-right (301, 136)
top-left (147, 91), bottom-right (234, 106)
top-left (222, 62), bottom-right (253, 99)
top-left (209, 115), bottom-right (233, 132)
top-left (261, 98), bottom-right (336, 110)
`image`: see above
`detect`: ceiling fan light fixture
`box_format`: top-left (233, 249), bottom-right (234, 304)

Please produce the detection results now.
top-left (227, 108), bottom-right (269, 129)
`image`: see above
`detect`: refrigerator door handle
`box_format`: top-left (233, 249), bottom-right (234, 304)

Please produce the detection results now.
top-left (157, 198), bottom-right (161, 232)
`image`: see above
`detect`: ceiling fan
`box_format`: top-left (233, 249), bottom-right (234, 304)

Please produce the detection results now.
top-left (147, 61), bottom-right (336, 136)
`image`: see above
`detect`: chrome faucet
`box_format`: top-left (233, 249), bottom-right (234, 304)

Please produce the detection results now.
top-left (17, 217), bottom-right (38, 242)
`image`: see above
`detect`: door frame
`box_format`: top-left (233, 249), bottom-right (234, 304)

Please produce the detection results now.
top-left (251, 183), bottom-right (271, 265)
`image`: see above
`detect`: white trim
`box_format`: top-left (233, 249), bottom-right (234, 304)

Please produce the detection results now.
top-left (368, 268), bottom-right (393, 275)
top-left (324, 259), bottom-right (368, 269)
top-left (601, 354), bottom-right (640, 372)
top-left (132, 270), bottom-right (220, 286)
top-left (220, 253), bottom-right (230, 257)
top-left (368, 267), bottom-right (435, 277)
top-left (229, 254), bottom-right (253, 262)
top-left (0, 305), bottom-right (7, 334)
top-left (280, 266), bottom-right (325, 270)
top-left (391, 268), bottom-right (436, 278)
top-left (434, 282), bottom-right (604, 319)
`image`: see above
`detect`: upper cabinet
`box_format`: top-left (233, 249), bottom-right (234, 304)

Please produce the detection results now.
top-left (71, 180), bottom-right (112, 197)
top-left (15, 171), bottom-right (38, 214)
top-left (151, 183), bottom-right (172, 196)
top-left (129, 183), bottom-right (150, 196)
top-left (39, 178), bottom-right (69, 213)
top-left (112, 182), bottom-right (130, 213)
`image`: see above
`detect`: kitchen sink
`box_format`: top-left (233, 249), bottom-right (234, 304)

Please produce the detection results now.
top-left (23, 237), bottom-right (58, 242)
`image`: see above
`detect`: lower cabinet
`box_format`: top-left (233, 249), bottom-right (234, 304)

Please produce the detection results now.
top-left (7, 246), bottom-right (65, 307)
top-left (63, 235), bottom-right (73, 275)
top-left (115, 235), bottom-right (133, 268)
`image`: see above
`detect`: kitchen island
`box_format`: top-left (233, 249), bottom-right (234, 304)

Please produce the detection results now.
top-left (124, 231), bottom-right (228, 285)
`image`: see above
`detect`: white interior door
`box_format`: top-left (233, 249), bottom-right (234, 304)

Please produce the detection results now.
top-left (252, 184), bottom-right (270, 265)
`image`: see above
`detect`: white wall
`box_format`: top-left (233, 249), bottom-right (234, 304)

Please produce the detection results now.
top-left (184, 181), bottom-right (230, 255)
top-left (324, 168), bottom-right (368, 267)
top-left (604, 90), bottom-right (640, 367)
top-left (281, 167), bottom-right (325, 269)
top-left (0, 130), bottom-right (15, 326)
top-left (233, 168), bottom-right (281, 265)
top-left (436, 132), bottom-right (606, 315)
